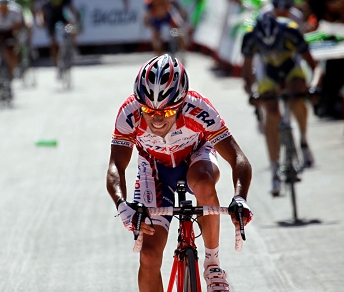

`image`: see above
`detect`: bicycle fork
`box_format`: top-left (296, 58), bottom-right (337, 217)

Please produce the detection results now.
top-left (167, 218), bottom-right (202, 291)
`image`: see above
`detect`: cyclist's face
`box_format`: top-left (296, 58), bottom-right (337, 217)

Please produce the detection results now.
top-left (142, 111), bottom-right (178, 137)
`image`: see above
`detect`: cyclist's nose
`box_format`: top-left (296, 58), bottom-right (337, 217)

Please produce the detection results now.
top-left (152, 113), bottom-right (164, 122)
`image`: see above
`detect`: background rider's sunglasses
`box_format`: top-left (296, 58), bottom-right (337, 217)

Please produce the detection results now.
top-left (141, 106), bottom-right (178, 118)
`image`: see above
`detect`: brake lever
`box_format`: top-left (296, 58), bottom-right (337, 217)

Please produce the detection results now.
top-left (236, 203), bottom-right (246, 241)
top-left (133, 203), bottom-right (154, 240)
top-left (133, 203), bottom-right (144, 240)
top-left (229, 198), bottom-right (246, 241)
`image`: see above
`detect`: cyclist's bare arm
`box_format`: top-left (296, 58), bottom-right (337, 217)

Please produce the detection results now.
top-left (106, 145), bottom-right (155, 235)
top-left (106, 145), bottom-right (133, 205)
top-left (241, 56), bottom-right (254, 94)
top-left (301, 50), bottom-right (323, 88)
top-left (214, 136), bottom-right (252, 224)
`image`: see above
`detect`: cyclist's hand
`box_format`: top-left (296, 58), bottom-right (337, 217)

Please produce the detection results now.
top-left (117, 199), bottom-right (155, 235)
top-left (117, 199), bottom-right (137, 231)
top-left (248, 92), bottom-right (259, 106)
top-left (229, 196), bottom-right (253, 228)
top-left (308, 87), bottom-right (322, 104)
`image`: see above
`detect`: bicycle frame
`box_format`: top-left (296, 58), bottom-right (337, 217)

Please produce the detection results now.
top-left (167, 183), bottom-right (202, 292)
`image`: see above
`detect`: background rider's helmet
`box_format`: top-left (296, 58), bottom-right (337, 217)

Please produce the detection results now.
top-left (272, 0), bottom-right (294, 10)
top-left (254, 15), bottom-right (282, 50)
top-left (0, 0), bottom-right (10, 4)
top-left (134, 54), bottom-right (189, 110)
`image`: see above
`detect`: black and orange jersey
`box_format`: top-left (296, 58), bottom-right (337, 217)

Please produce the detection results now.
top-left (241, 17), bottom-right (309, 67)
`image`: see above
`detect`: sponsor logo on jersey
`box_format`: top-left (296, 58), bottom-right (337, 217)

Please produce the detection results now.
top-left (162, 196), bottom-right (174, 205)
top-left (171, 129), bottom-right (182, 137)
top-left (144, 189), bottom-right (153, 204)
top-left (182, 102), bottom-right (215, 127)
top-left (112, 139), bottom-right (131, 147)
top-left (211, 132), bottom-right (229, 144)
top-left (134, 179), bottom-right (141, 201)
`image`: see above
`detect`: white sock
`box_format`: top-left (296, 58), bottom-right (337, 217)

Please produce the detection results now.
top-left (204, 246), bottom-right (220, 269)
top-left (300, 133), bottom-right (307, 146)
top-left (270, 161), bottom-right (279, 177)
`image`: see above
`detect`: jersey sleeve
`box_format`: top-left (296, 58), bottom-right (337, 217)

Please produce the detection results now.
top-left (241, 29), bottom-right (256, 58)
top-left (111, 95), bottom-right (141, 148)
top-left (182, 91), bottom-right (231, 145)
top-left (284, 22), bottom-right (309, 54)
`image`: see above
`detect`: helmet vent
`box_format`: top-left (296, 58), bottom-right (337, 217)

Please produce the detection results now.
top-left (143, 86), bottom-right (154, 101)
top-left (148, 71), bottom-right (155, 84)
top-left (161, 73), bottom-right (170, 85)
top-left (172, 90), bottom-right (180, 102)
top-left (159, 88), bottom-right (173, 101)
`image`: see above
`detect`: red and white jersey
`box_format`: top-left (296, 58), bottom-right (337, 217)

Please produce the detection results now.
top-left (112, 90), bottom-right (231, 167)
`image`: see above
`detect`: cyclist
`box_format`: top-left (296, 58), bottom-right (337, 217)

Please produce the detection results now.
top-left (144, 0), bottom-right (189, 56)
top-left (253, 0), bottom-right (305, 133)
top-left (14, 0), bottom-right (35, 45)
top-left (106, 54), bottom-right (253, 292)
top-left (241, 15), bottom-right (322, 196)
top-left (0, 0), bottom-right (23, 77)
top-left (36, 0), bottom-right (78, 67)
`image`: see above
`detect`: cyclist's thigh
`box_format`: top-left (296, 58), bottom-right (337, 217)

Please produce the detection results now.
top-left (141, 225), bottom-right (168, 261)
top-left (187, 142), bottom-right (220, 189)
top-left (285, 66), bottom-right (307, 92)
top-left (257, 78), bottom-right (279, 113)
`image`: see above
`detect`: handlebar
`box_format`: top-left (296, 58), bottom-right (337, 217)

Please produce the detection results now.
top-left (132, 201), bottom-right (246, 253)
top-left (248, 87), bottom-right (322, 104)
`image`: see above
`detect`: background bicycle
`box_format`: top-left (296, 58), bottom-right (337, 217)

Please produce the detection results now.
top-left (250, 91), bottom-right (316, 222)
top-left (131, 181), bottom-right (246, 292)
top-left (56, 22), bottom-right (76, 89)
top-left (168, 26), bottom-right (189, 65)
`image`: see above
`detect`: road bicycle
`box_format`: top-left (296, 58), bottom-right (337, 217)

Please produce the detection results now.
top-left (249, 91), bottom-right (314, 222)
top-left (0, 41), bottom-right (13, 107)
top-left (132, 181), bottom-right (246, 292)
top-left (169, 26), bottom-right (188, 65)
top-left (56, 23), bottom-right (76, 89)
top-left (167, 4), bottom-right (191, 65)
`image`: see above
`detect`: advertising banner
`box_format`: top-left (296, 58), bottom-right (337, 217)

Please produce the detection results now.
top-left (32, 0), bottom-right (151, 47)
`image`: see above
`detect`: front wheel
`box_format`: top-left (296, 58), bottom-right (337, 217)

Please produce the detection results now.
top-left (289, 182), bottom-right (299, 222)
top-left (182, 249), bottom-right (198, 292)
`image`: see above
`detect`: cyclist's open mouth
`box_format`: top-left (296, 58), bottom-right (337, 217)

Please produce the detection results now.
top-left (151, 123), bottom-right (166, 129)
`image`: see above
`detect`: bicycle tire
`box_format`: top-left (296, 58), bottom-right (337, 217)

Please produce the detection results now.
top-left (168, 28), bottom-right (186, 65)
top-left (61, 68), bottom-right (71, 89)
top-left (183, 248), bottom-right (198, 292)
top-left (280, 127), bottom-right (300, 221)
top-left (289, 181), bottom-right (298, 221)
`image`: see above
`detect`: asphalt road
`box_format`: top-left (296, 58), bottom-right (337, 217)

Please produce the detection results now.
top-left (1, 52), bottom-right (343, 292)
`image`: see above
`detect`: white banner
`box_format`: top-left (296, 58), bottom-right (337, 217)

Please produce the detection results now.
top-left (217, 0), bottom-right (243, 66)
top-left (32, 0), bottom-right (151, 47)
top-left (192, 0), bottom-right (228, 51)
